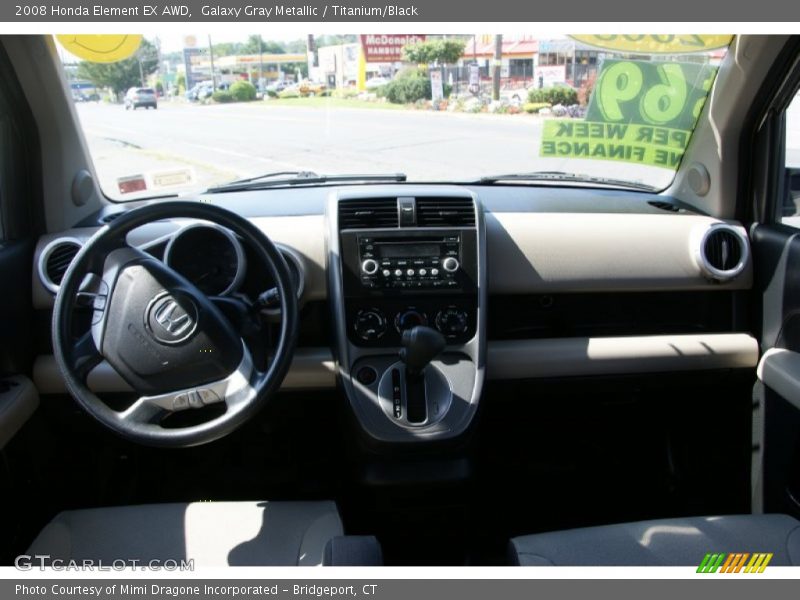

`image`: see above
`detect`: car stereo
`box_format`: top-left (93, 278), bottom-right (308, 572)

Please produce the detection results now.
top-left (357, 234), bottom-right (462, 290)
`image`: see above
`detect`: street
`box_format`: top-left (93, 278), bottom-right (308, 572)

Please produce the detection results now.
top-left (76, 100), bottom-right (674, 199)
top-left (77, 101), bottom-right (543, 197)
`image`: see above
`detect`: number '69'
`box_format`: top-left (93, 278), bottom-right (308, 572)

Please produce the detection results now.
top-left (597, 61), bottom-right (688, 126)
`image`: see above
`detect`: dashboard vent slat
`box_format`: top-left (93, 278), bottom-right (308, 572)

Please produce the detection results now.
top-left (339, 199), bottom-right (399, 229)
top-left (704, 229), bottom-right (742, 272)
top-left (416, 197), bottom-right (476, 227)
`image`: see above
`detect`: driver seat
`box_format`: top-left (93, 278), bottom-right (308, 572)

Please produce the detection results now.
top-left (27, 501), bottom-right (380, 566)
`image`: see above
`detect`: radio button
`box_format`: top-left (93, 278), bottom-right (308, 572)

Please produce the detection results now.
top-left (361, 259), bottom-right (379, 275)
top-left (442, 257), bottom-right (459, 273)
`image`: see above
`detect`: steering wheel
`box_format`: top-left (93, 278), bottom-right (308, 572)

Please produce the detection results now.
top-left (52, 201), bottom-right (298, 447)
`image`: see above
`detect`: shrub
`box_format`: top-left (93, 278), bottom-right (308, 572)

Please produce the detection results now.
top-left (278, 89), bottom-right (301, 99)
top-left (230, 80), bottom-right (257, 102)
top-left (523, 102), bottom-right (551, 114)
top-left (212, 91), bottom-right (234, 103)
top-left (528, 85), bottom-right (578, 106)
top-left (382, 68), bottom-right (431, 104)
top-left (333, 88), bottom-right (360, 99)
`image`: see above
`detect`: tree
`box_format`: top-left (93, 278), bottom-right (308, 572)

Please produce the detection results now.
top-left (76, 37), bottom-right (159, 96)
top-left (402, 39), bottom-right (466, 65)
top-left (241, 35), bottom-right (285, 55)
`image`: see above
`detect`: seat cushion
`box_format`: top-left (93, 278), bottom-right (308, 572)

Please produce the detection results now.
top-left (27, 501), bottom-right (343, 566)
top-left (510, 514), bottom-right (800, 566)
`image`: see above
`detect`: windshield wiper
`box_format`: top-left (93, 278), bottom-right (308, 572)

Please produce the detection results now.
top-left (475, 171), bottom-right (658, 192)
top-left (206, 172), bottom-right (407, 193)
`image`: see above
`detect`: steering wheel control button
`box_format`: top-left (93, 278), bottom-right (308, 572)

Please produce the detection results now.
top-left (172, 393), bottom-right (190, 411)
top-left (146, 292), bottom-right (199, 345)
top-left (356, 366), bottom-right (378, 386)
top-left (361, 258), bottom-right (379, 275)
top-left (442, 257), bottom-right (460, 272)
top-left (187, 390), bottom-right (204, 409)
top-left (198, 389), bottom-right (220, 404)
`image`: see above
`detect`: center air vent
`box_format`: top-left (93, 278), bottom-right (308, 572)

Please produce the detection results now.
top-left (416, 197), bottom-right (476, 227)
top-left (696, 225), bottom-right (749, 282)
top-left (339, 199), bottom-right (398, 229)
top-left (39, 238), bottom-right (82, 293)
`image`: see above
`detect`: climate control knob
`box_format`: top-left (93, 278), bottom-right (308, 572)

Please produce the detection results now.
top-left (361, 259), bottom-right (379, 275)
top-left (395, 309), bottom-right (428, 333)
top-left (435, 307), bottom-right (469, 337)
top-left (354, 308), bottom-right (387, 341)
top-left (442, 257), bottom-right (460, 272)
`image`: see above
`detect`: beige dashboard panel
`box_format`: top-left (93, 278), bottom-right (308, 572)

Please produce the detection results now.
top-left (488, 333), bottom-right (759, 379)
top-left (486, 212), bottom-right (752, 293)
top-left (32, 215), bottom-right (327, 309)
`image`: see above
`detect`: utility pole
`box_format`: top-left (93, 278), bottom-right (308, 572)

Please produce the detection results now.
top-left (492, 34), bottom-right (502, 101)
top-left (258, 34), bottom-right (264, 92)
top-left (208, 34), bottom-right (216, 91)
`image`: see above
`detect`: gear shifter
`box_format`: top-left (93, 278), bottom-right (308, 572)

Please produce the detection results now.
top-left (400, 326), bottom-right (446, 377)
top-left (399, 326), bottom-right (445, 424)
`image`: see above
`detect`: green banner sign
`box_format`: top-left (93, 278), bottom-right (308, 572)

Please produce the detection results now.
top-left (587, 59), bottom-right (717, 131)
top-left (541, 120), bottom-right (690, 168)
top-left (540, 58), bottom-right (717, 169)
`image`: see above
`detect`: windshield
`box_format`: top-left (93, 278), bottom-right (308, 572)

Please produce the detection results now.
top-left (59, 33), bottom-right (730, 200)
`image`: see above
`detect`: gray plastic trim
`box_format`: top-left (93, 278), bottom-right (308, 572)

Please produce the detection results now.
top-left (326, 185), bottom-right (487, 443)
top-left (758, 348), bottom-right (800, 411)
top-left (0, 375), bottom-right (39, 448)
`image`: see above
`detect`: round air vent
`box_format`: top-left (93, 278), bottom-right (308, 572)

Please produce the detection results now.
top-left (695, 225), bottom-right (749, 282)
top-left (38, 238), bottom-right (82, 293)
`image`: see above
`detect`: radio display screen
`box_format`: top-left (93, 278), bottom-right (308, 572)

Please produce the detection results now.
top-left (378, 243), bottom-right (440, 258)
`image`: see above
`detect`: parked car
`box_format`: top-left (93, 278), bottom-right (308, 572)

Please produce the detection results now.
top-left (365, 76), bottom-right (390, 89)
top-left (124, 87), bottom-right (157, 110)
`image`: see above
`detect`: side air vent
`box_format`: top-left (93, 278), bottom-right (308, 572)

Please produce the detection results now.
top-left (695, 225), bottom-right (749, 282)
top-left (38, 238), bottom-right (82, 293)
top-left (416, 197), bottom-right (476, 227)
top-left (338, 199), bottom-right (398, 229)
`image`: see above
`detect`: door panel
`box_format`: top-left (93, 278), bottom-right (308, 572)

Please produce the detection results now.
top-left (0, 237), bottom-right (34, 375)
top-left (752, 223), bottom-right (800, 517)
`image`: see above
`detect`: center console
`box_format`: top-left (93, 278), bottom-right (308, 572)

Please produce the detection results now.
top-left (327, 188), bottom-right (486, 444)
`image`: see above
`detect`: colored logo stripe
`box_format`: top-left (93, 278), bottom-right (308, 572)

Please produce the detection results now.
top-left (697, 553), bottom-right (773, 573)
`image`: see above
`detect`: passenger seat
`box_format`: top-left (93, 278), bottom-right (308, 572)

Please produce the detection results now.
top-left (509, 514), bottom-right (800, 566)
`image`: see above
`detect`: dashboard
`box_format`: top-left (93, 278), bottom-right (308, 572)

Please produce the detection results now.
top-left (30, 184), bottom-right (760, 444)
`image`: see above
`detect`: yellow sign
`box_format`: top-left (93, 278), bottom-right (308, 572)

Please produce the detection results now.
top-left (56, 35), bottom-right (142, 63)
top-left (569, 34), bottom-right (732, 54)
top-left (540, 120), bottom-right (691, 169)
